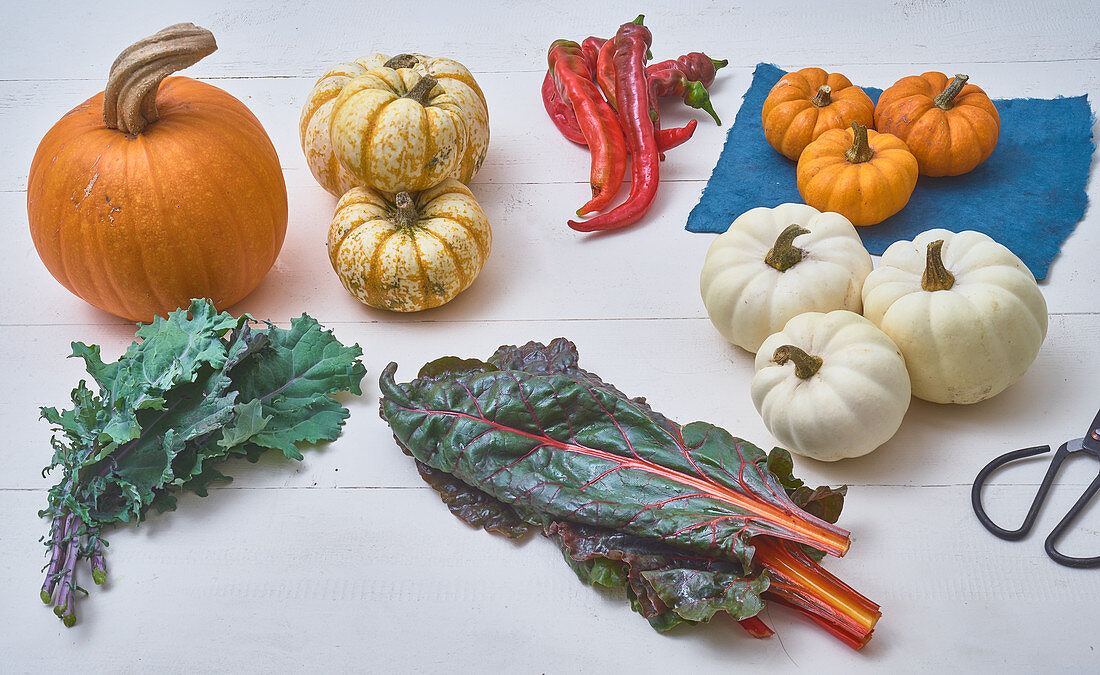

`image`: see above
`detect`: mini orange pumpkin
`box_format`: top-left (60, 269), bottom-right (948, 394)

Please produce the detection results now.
top-left (796, 122), bottom-right (918, 227)
top-left (761, 67), bottom-right (875, 161)
top-left (26, 24), bottom-right (288, 322)
top-left (874, 72), bottom-right (1000, 176)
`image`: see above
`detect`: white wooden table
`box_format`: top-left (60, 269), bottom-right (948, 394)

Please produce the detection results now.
top-left (3, 1), bottom-right (1099, 671)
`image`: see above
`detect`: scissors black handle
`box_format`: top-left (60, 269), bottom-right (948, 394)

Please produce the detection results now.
top-left (972, 441), bottom-right (1100, 568)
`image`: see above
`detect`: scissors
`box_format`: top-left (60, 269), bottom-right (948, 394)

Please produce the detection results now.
top-left (971, 407), bottom-right (1100, 568)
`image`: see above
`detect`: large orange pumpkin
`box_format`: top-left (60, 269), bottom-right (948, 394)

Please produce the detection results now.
top-left (874, 72), bottom-right (1000, 177)
top-left (26, 24), bottom-right (288, 322)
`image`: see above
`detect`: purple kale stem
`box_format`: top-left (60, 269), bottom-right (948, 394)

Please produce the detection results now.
top-left (51, 514), bottom-right (82, 627)
top-left (90, 534), bottom-right (106, 585)
top-left (40, 510), bottom-right (68, 603)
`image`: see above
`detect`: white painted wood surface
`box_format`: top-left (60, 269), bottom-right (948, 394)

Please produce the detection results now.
top-left (2, 0), bottom-right (1099, 671)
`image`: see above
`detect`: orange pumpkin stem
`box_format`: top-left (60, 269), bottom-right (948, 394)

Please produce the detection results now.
top-left (810, 85), bottom-right (832, 107)
top-left (404, 75), bottom-right (439, 106)
top-left (385, 54), bottom-right (420, 69)
top-left (765, 224), bottom-right (810, 271)
top-left (933, 74), bottom-right (969, 110)
top-left (773, 345), bottom-right (823, 380)
top-left (393, 192), bottom-right (419, 229)
top-left (102, 23), bottom-right (217, 135)
top-left (844, 122), bottom-right (873, 164)
top-left (921, 239), bottom-right (956, 291)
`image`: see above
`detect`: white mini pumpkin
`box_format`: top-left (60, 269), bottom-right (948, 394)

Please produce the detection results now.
top-left (861, 229), bottom-right (1047, 404)
top-left (752, 310), bottom-right (911, 461)
top-left (700, 203), bottom-right (873, 353)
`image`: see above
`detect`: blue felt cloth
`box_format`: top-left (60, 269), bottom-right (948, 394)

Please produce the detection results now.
top-left (686, 63), bottom-right (1095, 280)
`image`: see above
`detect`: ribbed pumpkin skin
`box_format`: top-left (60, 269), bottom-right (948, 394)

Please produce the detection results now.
top-left (762, 68), bottom-right (875, 161)
top-left (862, 229), bottom-right (1046, 404)
top-left (300, 54), bottom-right (489, 196)
top-left (328, 179), bottom-right (491, 312)
top-left (329, 68), bottom-right (469, 193)
top-left (874, 72), bottom-right (1000, 176)
top-left (27, 77), bottom-right (288, 322)
top-left (796, 127), bottom-right (918, 227)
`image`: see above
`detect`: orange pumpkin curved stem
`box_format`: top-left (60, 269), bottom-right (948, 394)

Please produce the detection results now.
top-left (933, 74), bottom-right (969, 110)
top-left (810, 85), bottom-right (832, 107)
top-left (921, 239), bottom-right (956, 291)
top-left (102, 23), bottom-right (217, 135)
top-left (844, 122), bottom-right (874, 164)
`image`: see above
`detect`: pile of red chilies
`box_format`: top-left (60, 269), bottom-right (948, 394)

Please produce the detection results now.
top-left (542, 16), bottom-right (726, 232)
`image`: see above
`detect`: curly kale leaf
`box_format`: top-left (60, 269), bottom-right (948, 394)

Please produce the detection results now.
top-left (39, 299), bottom-right (366, 627)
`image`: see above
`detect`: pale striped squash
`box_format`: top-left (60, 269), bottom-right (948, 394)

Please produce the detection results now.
top-left (329, 67), bottom-right (467, 192)
top-left (299, 53), bottom-right (489, 196)
top-left (327, 179), bottom-right (492, 312)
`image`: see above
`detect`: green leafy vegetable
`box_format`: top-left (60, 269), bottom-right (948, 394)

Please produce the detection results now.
top-left (379, 338), bottom-right (879, 649)
top-left (39, 299), bottom-right (366, 627)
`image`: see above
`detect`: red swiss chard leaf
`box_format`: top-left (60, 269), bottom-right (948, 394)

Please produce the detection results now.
top-left (547, 521), bottom-right (768, 629)
top-left (379, 340), bottom-right (850, 570)
top-left (413, 460), bottom-right (533, 539)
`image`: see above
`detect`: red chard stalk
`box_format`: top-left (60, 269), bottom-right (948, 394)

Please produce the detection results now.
top-left (378, 338), bottom-right (878, 648)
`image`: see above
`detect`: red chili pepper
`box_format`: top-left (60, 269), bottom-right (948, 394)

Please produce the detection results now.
top-left (541, 69), bottom-right (587, 145)
top-left (594, 34), bottom-right (619, 108)
top-left (647, 52), bottom-right (727, 87)
top-left (543, 69), bottom-right (697, 153)
top-left (548, 39), bottom-right (628, 216)
top-left (580, 36), bottom-right (606, 76)
top-left (593, 19), bottom-right (650, 114)
top-left (593, 17), bottom-right (693, 163)
top-left (654, 118), bottom-right (697, 151)
top-left (569, 18), bottom-right (659, 232)
top-left (648, 67), bottom-right (723, 125)
top-left (647, 53), bottom-right (727, 125)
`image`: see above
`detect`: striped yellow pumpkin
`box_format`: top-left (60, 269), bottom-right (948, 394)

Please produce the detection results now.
top-left (299, 53), bottom-right (489, 196)
top-left (329, 68), bottom-right (467, 193)
top-left (328, 179), bottom-right (492, 312)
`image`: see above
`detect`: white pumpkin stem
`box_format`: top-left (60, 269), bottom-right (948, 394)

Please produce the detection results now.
top-left (404, 75), bottom-right (439, 106)
top-left (765, 224), bottom-right (810, 272)
top-left (772, 345), bottom-right (823, 380)
top-left (384, 54), bottom-right (420, 69)
top-left (934, 74), bottom-right (969, 110)
top-left (844, 122), bottom-right (874, 164)
top-left (810, 85), bottom-right (832, 107)
top-left (921, 239), bottom-right (956, 291)
top-left (103, 23), bottom-right (217, 135)
top-left (393, 192), bottom-right (419, 229)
